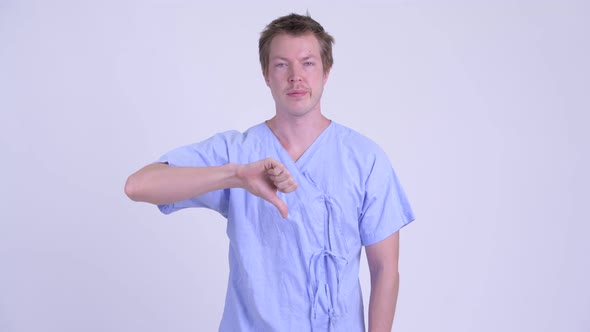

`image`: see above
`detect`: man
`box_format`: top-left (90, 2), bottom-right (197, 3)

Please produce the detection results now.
top-left (125, 13), bottom-right (414, 332)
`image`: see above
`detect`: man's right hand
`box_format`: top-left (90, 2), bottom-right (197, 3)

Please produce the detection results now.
top-left (125, 158), bottom-right (298, 218)
top-left (236, 158), bottom-right (298, 218)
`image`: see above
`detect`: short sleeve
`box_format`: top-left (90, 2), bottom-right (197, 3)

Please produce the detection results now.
top-left (156, 131), bottom-right (241, 217)
top-left (359, 150), bottom-right (415, 246)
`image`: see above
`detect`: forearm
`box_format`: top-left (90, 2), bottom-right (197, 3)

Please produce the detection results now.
top-left (125, 162), bottom-right (241, 205)
top-left (368, 269), bottom-right (399, 332)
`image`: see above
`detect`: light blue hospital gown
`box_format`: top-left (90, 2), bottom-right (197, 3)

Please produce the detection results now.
top-left (157, 121), bottom-right (414, 332)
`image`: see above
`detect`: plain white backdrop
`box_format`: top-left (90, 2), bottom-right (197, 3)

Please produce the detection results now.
top-left (1, 1), bottom-right (589, 331)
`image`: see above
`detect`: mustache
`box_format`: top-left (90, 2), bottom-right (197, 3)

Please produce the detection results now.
top-left (286, 86), bottom-right (309, 92)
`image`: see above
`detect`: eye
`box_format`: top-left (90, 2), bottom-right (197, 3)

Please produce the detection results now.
top-left (275, 63), bottom-right (287, 68)
top-left (303, 61), bottom-right (314, 67)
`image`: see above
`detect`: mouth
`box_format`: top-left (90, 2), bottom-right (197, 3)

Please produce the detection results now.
top-left (287, 90), bottom-right (308, 98)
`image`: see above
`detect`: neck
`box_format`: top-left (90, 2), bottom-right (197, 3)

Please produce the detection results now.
top-left (266, 111), bottom-right (331, 162)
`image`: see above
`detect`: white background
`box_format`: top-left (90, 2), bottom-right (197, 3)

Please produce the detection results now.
top-left (1, 1), bottom-right (589, 331)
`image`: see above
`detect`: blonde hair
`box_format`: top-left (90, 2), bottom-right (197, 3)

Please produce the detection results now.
top-left (259, 13), bottom-right (335, 75)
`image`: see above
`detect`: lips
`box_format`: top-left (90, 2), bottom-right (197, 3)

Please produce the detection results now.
top-left (287, 89), bottom-right (308, 97)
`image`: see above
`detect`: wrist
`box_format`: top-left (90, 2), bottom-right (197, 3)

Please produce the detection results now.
top-left (224, 163), bottom-right (244, 189)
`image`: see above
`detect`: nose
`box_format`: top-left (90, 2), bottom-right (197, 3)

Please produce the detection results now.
top-left (288, 65), bottom-right (303, 82)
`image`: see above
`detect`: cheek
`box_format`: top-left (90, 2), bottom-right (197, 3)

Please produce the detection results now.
top-left (269, 80), bottom-right (282, 90)
top-left (268, 73), bottom-right (284, 85)
top-left (312, 74), bottom-right (326, 87)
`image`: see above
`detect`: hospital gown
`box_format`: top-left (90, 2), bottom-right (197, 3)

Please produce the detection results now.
top-left (157, 121), bottom-right (415, 332)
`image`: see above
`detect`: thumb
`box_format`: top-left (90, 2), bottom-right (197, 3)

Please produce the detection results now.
top-left (266, 193), bottom-right (289, 218)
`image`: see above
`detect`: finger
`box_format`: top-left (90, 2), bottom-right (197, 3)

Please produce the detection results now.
top-left (269, 169), bottom-right (291, 183)
top-left (281, 182), bottom-right (298, 193)
top-left (267, 167), bottom-right (282, 177)
top-left (267, 193), bottom-right (289, 218)
top-left (275, 178), bottom-right (298, 193)
top-left (266, 161), bottom-right (285, 176)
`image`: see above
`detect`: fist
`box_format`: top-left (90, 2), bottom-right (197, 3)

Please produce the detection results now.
top-left (236, 158), bottom-right (298, 218)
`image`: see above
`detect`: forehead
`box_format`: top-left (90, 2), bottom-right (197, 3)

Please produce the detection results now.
top-left (268, 33), bottom-right (322, 59)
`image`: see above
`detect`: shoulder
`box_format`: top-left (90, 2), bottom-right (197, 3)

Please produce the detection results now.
top-left (203, 122), bottom-right (266, 147)
top-left (331, 122), bottom-right (389, 161)
top-left (161, 123), bottom-right (266, 162)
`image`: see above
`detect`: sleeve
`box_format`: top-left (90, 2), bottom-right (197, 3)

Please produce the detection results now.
top-left (156, 131), bottom-right (241, 217)
top-left (358, 149), bottom-right (415, 246)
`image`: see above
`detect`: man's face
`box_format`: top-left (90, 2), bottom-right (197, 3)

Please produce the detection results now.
top-left (264, 33), bottom-right (330, 118)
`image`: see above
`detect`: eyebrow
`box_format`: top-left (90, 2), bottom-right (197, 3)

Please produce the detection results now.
top-left (301, 55), bottom-right (317, 61)
top-left (271, 55), bottom-right (318, 61)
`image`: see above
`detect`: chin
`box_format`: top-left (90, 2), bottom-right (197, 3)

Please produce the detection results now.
top-left (276, 100), bottom-right (319, 117)
top-left (285, 107), bottom-right (314, 117)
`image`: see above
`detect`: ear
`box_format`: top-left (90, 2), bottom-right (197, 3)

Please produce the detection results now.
top-left (323, 68), bottom-right (331, 84)
top-left (263, 70), bottom-right (270, 87)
